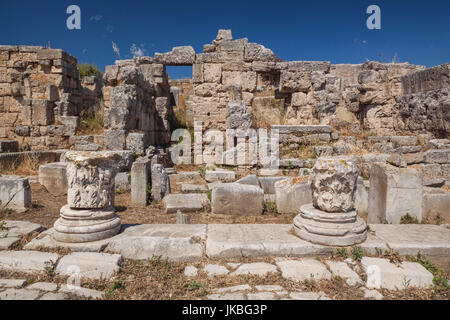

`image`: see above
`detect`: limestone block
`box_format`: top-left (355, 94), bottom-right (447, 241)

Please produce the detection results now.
top-left (151, 164), bottom-right (170, 202)
top-left (131, 158), bottom-right (150, 206)
top-left (105, 106), bottom-right (130, 130)
top-left (422, 193), bottom-right (450, 221)
top-left (0, 175), bottom-right (31, 212)
top-left (0, 140), bottom-right (19, 153)
top-left (368, 163), bottom-right (423, 224)
top-left (0, 251), bottom-right (59, 274)
top-left (163, 193), bottom-right (209, 213)
top-left (275, 178), bottom-right (312, 214)
top-left (361, 257), bottom-right (433, 290)
top-left (354, 177), bottom-right (369, 216)
top-left (236, 174), bottom-right (260, 186)
top-left (203, 63), bottom-right (222, 83)
top-left (211, 183), bottom-right (264, 215)
top-left (31, 99), bottom-right (53, 125)
top-left (275, 259), bottom-right (331, 282)
top-left (424, 149), bottom-right (449, 164)
top-left (105, 129), bottom-right (126, 150)
top-left (259, 176), bottom-right (287, 194)
top-left (230, 262), bottom-right (277, 276)
top-left (291, 92), bottom-right (308, 107)
top-left (65, 151), bottom-right (121, 209)
top-left (115, 172), bottom-right (130, 191)
top-left (154, 46), bottom-right (195, 65)
top-left (310, 157), bottom-right (358, 212)
top-left (56, 252), bottom-right (122, 280)
top-left (222, 71), bottom-right (242, 87)
top-left (126, 132), bottom-right (146, 156)
top-left (205, 170), bottom-right (235, 183)
top-left (38, 162), bottom-right (68, 196)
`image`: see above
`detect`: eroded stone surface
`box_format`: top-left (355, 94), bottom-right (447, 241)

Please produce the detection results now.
top-left (163, 193), bottom-right (210, 213)
top-left (311, 157), bottom-right (359, 212)
top-left (230, 262), bottom-right (277, 276)
top-left (56, 252), bottom-right (122, 280)
top-left (275, 258), bottom-right (332, 282)
top-left (0, 251), bottom-right (59, 274)
top-left (211, 183), bottom-right (264, 215)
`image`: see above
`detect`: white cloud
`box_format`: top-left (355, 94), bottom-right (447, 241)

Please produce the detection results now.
top-left (130, 43), bottom-right (147, 57)
top-left (112, 41), bottom-right (120, 58)
top-left (90, 14), bottom-right (103, 21)
top-left (82, 48), bottom-right (88, 54)
top-left (107, 25), bottom-right (114, 33)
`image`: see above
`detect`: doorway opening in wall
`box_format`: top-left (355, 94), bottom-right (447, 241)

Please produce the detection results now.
top-left (166, 66), bottom-right (194, 132)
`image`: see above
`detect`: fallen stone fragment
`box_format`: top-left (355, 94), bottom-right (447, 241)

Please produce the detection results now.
top-left (59, 284), bottom-right (104, 299)
top-left (56, 252), bottom-right (122, 280)
top-left (0, 288), bottom-right (40, 300)
top-left (203, 264), bottom-right (229, 276)
top-left (27, 282), bottom-right (58, 292)
top-left (276, 259), bottom-right (331, 282)
top-left (0, 279), bottom-right (27, 289)
top-left (0, 251), bottom-right (59, 274)
top-left (361, 257), bottom-right (433, 290)
top-left (230, 262), bottom-right (277, 276)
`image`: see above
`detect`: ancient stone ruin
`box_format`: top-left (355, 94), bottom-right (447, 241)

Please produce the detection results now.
top-left (0, 29), bottom-right (449, 301)
top-left (52, 151), bottom-right (121, 243)
top-left (294, 157), bottom-right (367, 246)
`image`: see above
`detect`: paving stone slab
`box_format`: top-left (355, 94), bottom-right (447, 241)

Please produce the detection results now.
top-left (0, 279), bottom-right (27, 289)
top-left (163, 193), bottom-right (210, 213)
top-left (184, 266), bottom-right (198, 277)
top-left (247, 292), bottom-right (276, 300)
top-left (39, 292), bottom-right (68, 300)
top-left (230, 262), bottom-right (277, 276)
top-left (171, 171), bottom-right (201, 180)
top-left (1, 220), bottom-right (45, 237)
top-left (181, 183), bottom-right (208, 193)
top-left (325, 260), bottom-right (362, 286)
top-left (205, 170), bottom-right (236, 183)
top-left (358, 232), bottom-right (389, 255)
top-left (0, 250), bottom-right (59, 273)
top-left (0, 237), bottom-right (20, 250)
top-left (363, 288), bottom-right (383, 300)
top-left (289, 291), bottom-right (321, 300)
top-left (56, 252), bottom-right (122, 280)
top-left (255, 285), bottom-right (284, 292)
top-left (369, 224), bottom-right (450, 256)
top-left (203, 264), bottom-right (229, 276)
top-left (206, 224), bottom-right (333, 259)
top-left (275, 259), bottom-right (332, 282)
top-left (207, 292), bottom-right (245, 300)
top-left (212, 284), bottom-right (252, 293)
top-left (0, 288), bottom-right (41, 300)
top-left (361, 257), bottom-right (433, 290)
top-left (23, 228), bottom-right (110, 252)
top-left (106, 224), bottom-right (206, 262)
top-left (59, 284), bottom-right (104, 299)
top-left (27, 282), bottom-right (58, 292)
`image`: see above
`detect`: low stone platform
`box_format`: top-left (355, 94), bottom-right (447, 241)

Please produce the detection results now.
top-left (19, 223), bottom-right (450, 261)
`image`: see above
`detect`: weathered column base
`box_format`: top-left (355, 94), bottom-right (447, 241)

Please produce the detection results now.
top-left (293, 203), bottom-right (367, 247)
top-left (52, 205), bottom-right (121, 243)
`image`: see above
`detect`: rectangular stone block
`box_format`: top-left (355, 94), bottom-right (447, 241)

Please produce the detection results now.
top-left (0, 140), bottom-right (19, 153)
top-left (38, 162), bottom-right (68, 196)
top-left (105, 129), bottom-right (126, 150)
top-left (131, 158), bottom-right (150, 206)
top-left (0, 175), bottom-right (32, 212)
top-left (368, 163), bottom-right (423, 224)
top-left (31, 99), bottom-right (53, 125)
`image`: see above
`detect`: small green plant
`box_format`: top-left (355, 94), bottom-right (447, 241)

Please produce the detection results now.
top-left (303, 274), bottom-right (317, 289)
top-left (0, 220), bottom-right (4, 231)
top-left (406, 253), bottom-right (449, 291)
top-left (80, 108), bottom-right (104, 134)
top-left (106, 278), bottom-right (123, 296)
top-left (198, 167), bottom-right (206, 178)
top-left (400, 213), bottom-right (419, 224)
top-left (146, 183), bottom-right (152, 203)
top-left (366, 225), bottom-right (372, 233)
top-left (187, 280), bottom-right (207, 296)
top-left (264, 201), bottom-right (278, 215)
top-left (44, 260), bottom-right (57, 276)
top-left (206, 189), bottom-right (212, 202)
top-left (78, 63), bottom-right (103, 78)
top-left (351, 246), bottom-right (363, 261)
top-left (336, 247), bottom-right (349, 259)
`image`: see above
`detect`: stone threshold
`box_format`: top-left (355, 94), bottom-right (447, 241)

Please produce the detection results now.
top-left (23, 223), bottom-right (450, 262)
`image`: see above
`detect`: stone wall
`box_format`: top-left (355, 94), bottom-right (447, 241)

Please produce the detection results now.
top-left (0, 46), bottom-right (91, 150)
top-left (102, 57), bottom-right (173, 152)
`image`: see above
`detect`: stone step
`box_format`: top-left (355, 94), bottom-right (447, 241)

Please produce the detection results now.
top-left (56, 252), bottom-right (122, 280)
top-left (0, 251), bottom-right (59, 274)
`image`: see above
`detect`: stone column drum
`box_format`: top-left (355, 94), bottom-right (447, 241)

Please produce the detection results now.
top-left (52, 151), bottom-right (122, 243)
top-left (293, 157), bottom-right (367, 246)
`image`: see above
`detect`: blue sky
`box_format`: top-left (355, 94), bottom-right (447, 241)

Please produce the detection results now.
top-left (1, 0), bottom-right (449, 79)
